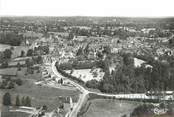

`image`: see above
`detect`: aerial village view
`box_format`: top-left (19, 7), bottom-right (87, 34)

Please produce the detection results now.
top-left (0, 0), bottom-right (174, 117)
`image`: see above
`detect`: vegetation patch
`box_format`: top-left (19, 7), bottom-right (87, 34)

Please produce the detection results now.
top-left (82, 99), bottom-right (138, 117)
top-left (1, 111), bottom-right (30, 117)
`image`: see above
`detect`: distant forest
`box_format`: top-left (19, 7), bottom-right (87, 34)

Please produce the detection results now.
top-left (0, 32), bottom-right (23, 46)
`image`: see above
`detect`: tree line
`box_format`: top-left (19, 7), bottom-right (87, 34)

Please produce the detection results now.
top-left (0, 76), bottom-right (22, 89)
top-left (0, 32), bottom-right (23, 46)
top-left (2, 92), bottom-right (31, 107)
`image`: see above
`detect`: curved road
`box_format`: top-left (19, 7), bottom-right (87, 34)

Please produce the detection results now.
top-left (51, 61), bottom-right (174, 117)
top-left (52, 61), bottom-right (89, 117)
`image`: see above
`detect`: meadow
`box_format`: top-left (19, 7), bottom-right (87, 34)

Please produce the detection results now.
top-left (0, 67), bottom-right (79, 112)
top-left (82, 99), bottom-right (138, 117)
top-left (1, 111), bottom-right (30, 117)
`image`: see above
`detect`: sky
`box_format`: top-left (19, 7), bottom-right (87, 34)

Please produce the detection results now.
top-left (0, 0), bottom-right (174, 17)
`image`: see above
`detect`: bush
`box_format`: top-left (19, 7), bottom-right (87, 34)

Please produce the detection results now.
top-left (15, 95), bottom-right (20, 106)
top-left (26, 49), bottom-right (33, 56)
top-left (130, 104), bottom-right (154, 117)
top-left (59, 60), bottom-right (96, 70)
top-left (1, 61), bottom-right (8, 68)
top-left (15, 79), bottom-right (23, 86)
top-left (86, 79), bottom-right (99, 89)
top-left (3, 92), bottom-right (11, 106)
top-left (7, 81), bottom-right (15, 89)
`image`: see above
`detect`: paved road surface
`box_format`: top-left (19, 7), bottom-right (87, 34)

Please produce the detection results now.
top-left (52, 61), bottom-right (89, 117)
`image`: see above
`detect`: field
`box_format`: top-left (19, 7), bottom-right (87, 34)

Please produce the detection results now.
top-left (0, 67), bottom-right (18, 76)
top-left (1, 112), bottom-right (30, 117)
top-left (0, 67), bottom-right (80, 111)
top-left (0, 81), bottom-right (79, 111)
top-left (0, 44), bottom-right (11, 51)
top-left (64, 68), bottom-right (104, 82)
top-left (82, 99), bottom-right (138, 117)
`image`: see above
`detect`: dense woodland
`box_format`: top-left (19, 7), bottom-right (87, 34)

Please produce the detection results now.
top-left (97, 53), bottom-right (174, 93)
top-left (0, 32), bottom-right (23, 46)
top-left (58, 51), bottom-right (174, 94)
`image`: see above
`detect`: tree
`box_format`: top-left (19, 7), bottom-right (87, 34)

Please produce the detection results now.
top-left (15, 95), bottom-right (20, 106)
top-left (3, 92), bottom-right (11, 106)
top-left (10, 47), bottom-right (14, 51)
top-left (7, 81), bottom-right (14, 89)
top-left (68, 32), bottom-right (74, 40)
top-left (169, 38), bottom-right (174, 46)
top-left (37, 56), bottom-right (43, 64)
top-left (15, 79), bottom-right (23, 86)
top-left (60, 78), bottom-right (63, 84)
top-left (17, 62), bottom-right (21, 71)
top-left (76, 47), bottom-right (83, 56)
top-left (25, 96), bottom-right (31, 107)
top-left (0, 32), bottom-right (22, 46)
top-left (102, 46), bottom-right (111, 55)
top-left (0, 52), bottom-right (4, 63)
top-left (21, 96), bottom-right (26, 106)
top-left (20, 50), bottom-right (25, 57)
top-left (86, 79), bottom-right (99, 89)
top-left (21, 96), bottom-right (31, 106)
top-left (121, 115), bottom-right (127, 117)
top-left (25, 59), bottom-right (33, 67)
top-left (99, 81), bottom-right (115, 93)
top-left (26, 49), bottom-right (33, 56)
top-left (3, 49), bottom-right (12, 59)
top-left (1, 61), bottom-right (8, 68)
top-left (42, 105), bottom-right (48, 111)
top-left (122, 53), bottom-right (133, 66)
top-left (96, 51), bottom-right (103, 59)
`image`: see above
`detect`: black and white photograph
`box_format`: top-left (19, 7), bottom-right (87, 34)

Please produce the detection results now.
top-left (0, 0), bottom-right (174, 117)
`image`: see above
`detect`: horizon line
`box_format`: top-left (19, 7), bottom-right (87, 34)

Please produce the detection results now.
top-left (1, 15), bottom-right (174, 19)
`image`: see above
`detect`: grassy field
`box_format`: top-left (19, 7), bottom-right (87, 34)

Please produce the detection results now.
top-left (0, 80), bottom-right (79, 111)
top-left (0, 67), bottom-right (80, 111)
top-left (82, 99), bottom-right (139, 117)
top-left (1, 112), bottom-right (30, 117)
top-left (0, 44), bottom-right (11, 51)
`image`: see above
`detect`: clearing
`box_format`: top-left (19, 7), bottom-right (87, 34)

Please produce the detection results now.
top-left (64, 68), bottom-right (104, 82)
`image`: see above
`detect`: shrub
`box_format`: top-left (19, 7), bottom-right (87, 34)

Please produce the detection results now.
top-left (15, 79), bottom-right (23, 86)
top-left (86, 79), bottom-right (99, 89)
top-left (3, 92), bottom-right (11, 106)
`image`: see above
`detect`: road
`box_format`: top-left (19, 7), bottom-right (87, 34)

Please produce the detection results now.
top-left (51, 60), bottom-right (174, 117)
top-left (52, 61), bottom-right (89, 117)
